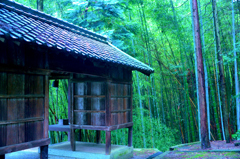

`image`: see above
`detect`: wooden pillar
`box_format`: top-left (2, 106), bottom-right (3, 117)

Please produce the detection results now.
top-left (44, 75), bottom-right (49, 138)
top-left (105, 131), bottom-right (111, 155)
top-left (128, 126), bottom-right (133, 147)
top-left (40, 145), bottom-right (48, 159)
top-left (0, 155), bottom-right (5, 159)
top-left (106, 81), bottom-right (111, 127)
top-left (69, 80), bottom-right (76, 151)
top-left (68, 130), bottom-right (70, 141)
top-left (68, 79), bottom-right (71, 142)
top-left (96, 130), bottom-right (101, 144)
top-left (70, 129), bottom-right (75, 151)
top-left (78, 129), bottom-right (82, 141)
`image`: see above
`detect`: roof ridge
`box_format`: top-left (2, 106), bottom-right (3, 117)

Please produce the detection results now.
top-left (0, 0), bottom-right (108, 43)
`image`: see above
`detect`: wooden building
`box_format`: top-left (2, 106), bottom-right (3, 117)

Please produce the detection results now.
top-left (0, 0), bottom-right (154, 158)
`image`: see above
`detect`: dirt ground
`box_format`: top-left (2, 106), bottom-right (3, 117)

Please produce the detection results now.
top-left (130, 148), bottom-right (160, 159)
top-left (162, 151), bottom-right (240, 159)
top-left (130, 141), bottom-right (240, 159)
top-left (175, 140), bottom-right (240, 151)
top-left (162, 140), bottom-right (240, 159)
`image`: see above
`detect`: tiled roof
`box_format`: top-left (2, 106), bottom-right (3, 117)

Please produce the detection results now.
top-left (0, 0), bottom-right (154, 75)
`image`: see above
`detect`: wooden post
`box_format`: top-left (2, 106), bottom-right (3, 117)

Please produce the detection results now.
top-left (78, 129), bottom-right (82, 141)
top-left (105, 81), bottom-right (111, 126)
top-left (68, 130), bottom-right (70, 141)
top-left (69, 79), bottom-right (76, 151)
top-left (44, 75), bottom-right (49, 138)
top-left (96, 130), bottom-right (101, 144)
top-left (40, 145), bottom-right (48, 159)
top-left (68, 79), bottom-right (71, 142)
top-left (105, 131), bottom-right (111, 155)
top-left (0, 155), bottom-right (5, 159)
top-left (128, 126), bottom-right (133, 147)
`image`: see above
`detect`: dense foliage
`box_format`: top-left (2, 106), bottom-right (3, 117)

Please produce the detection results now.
top-left (14, 0), bottom-right (240, 151)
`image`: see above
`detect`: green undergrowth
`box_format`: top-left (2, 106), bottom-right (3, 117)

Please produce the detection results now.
top-left (163, 152), bottom-right (240, 159)
top-left (132, 108), bottom-right (181, 152)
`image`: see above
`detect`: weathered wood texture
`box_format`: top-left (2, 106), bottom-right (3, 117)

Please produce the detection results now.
top-left (110, 83), bottom-right (132, 125)
top-left (40, 145), bottom-right (48, 159)
top-left (0, 138), bottom-right (50, 155)
top-left (128, 126), bottom-right (133, 147)
top-left (73, 81), bottom-right (106, 126)
top-left (96, 130), bottom-right (101, 144)
top-left (67, 73), bottom-right (133, 155)
top-left (70, 82), bottom-right (76, 151)
top-left (0, 72), bottom-right (47, 149)
top-left (71, 80), bottom-right (132, 127)
top-left (0, 26), bottom-right (134, 156)
top-left (49, 122), bottom-right (133, 131)
top-left (105, 131), bottom-right (111, 155)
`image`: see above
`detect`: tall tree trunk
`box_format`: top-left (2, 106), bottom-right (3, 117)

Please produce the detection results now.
top-left (192, 0), bottom-right (211, 149)
top-left (190, 0), bottom-right (200, 141)
top-left (198, 0), bottom-right (211, 141)
top-left (212, 0), bottom-right (230, 143)
top-left (37, 0), bottom-right (43, 11)
top-left (211, 29), bottom-right (225, 140)
top-left (204, 61), bottom-right (211, 140)
top-left (232, 0), bottom-right (240, 131)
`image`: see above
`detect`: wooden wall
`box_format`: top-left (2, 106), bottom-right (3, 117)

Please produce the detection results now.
top-left (73, 82), bottom-right (106, 126)
top-left (110, 83), bottom-right (132, 125)
top-left (0, 72), bottom-right (46, 147)
top-left (70, 70), bottom-right (132, 128)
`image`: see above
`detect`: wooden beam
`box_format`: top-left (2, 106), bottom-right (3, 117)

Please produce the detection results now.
top-left (108, 122), bottom-right (133, 131)
top-left (74, 110), bottom-right (105, 113)
top-left (0, 138), bottom-right (50, 155)
top-left (49, 75), bottom-right (70, 80)
top-left (0, 94), bottom-right (44, 99)
top-left (0, 117), bottom-right (44, 125)
top-left (74, 95), bottom-right (105, 98)
top-left (110, 95), bottom-right (131, 98)
top-left (72, 122), bottom-right (133, 131)
top-left (49, 125), bottom-right (71, 131)
top-left (72, 125), bottom-right (109, 131)
top-left (0, 64), bottom-right (50, 75)
top-left (50, 123), bottom-right (134, 132)
top-left (71, 78), bottom-right (107, 83)
top-left (111, 109), bottom-right (131, 113)
top-left (110, 81), bottom-right (132, 85)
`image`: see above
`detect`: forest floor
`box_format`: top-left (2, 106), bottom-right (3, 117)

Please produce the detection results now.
top-left (159, 140), bottom-right (240, 159)
top-left (130, 148), bottom-right (160, 159)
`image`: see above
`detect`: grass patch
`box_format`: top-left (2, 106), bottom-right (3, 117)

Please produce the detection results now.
top-left (162, 151), bottom-right (240, 158)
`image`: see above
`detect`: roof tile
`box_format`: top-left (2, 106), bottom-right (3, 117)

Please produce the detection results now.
top-left (0, 0), bottom-right (154, 75)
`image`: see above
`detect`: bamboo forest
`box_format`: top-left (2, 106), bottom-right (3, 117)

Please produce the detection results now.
top-left (13, 0), bottom-right (240, 152)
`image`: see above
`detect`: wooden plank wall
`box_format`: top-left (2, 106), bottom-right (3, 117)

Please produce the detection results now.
top-left (73, 81), bottom-right (106, 126)
top-left (0, 73), bottom-right (7, 147)
top-left (110, 83), bottom-right (131, 125)
top-left (0, 72), bottom-right (45, 147)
